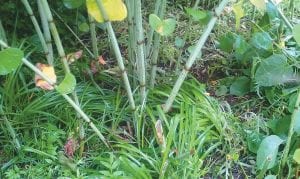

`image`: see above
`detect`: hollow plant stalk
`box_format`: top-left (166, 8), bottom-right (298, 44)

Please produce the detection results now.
top-left (37, 0), bottom-right (53, 62)
top-left (268, 0), bottom-right (293, 31)
top-left (134, 0), bottom-right (146, 104)
top-left (0, 40), bottom-right (108, 147)
top-left (150, 0), bottom-right (167, 88)
top-left (95, 0), bottom-right (136, 110)
top-left (21, 0), bottom-right (53, 65)
top-left (125, 0), bottom-right (136, 84)
top-left (163, 0), bottom-right (230, 112)
top-left (146, 0), bottom-right (162, 56)
top-left (88, 14), bottom-right (99, 58)
top-left (281, 89), bottom-right (300, 169)
top-left (40, 0), bottom-right (86, 153)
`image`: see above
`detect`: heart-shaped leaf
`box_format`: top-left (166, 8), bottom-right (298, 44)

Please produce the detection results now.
top-left (63, 0), bottom-right (84, 9)
top-left (293, 24), bottom-right (300, 46)
top-left (256, 135), bottom-right (283, 170)
top-left (254, 54), bottom-right (294, 87)
top-left (251, 32), bottom-right (273, 51)
top-left (56, 73), bottom-right (76, 94)
top-left (86, 0), bottom-right (127, 23)
top-left (149, 14), bottom-right (176, 36)
top-left (0, 48), bottom-right (23, 75)
top-left (230, 76), bottom-right (250, 96)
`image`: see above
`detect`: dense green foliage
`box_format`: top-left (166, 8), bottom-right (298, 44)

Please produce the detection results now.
top-left (0, 0), bottom-right (300, 178)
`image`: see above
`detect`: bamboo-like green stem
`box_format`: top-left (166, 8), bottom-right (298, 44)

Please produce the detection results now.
top-left (149, 0), bottom-right (167, 88)
top-left (163, 0), bottom-right (230, 112)
top-left (150, 34), bottom-right (161, 88)
top-left (146, 0), bottom-right (162, 56)
top-left (0, 39), bottom-right (108, 147)
top-left (289, 0), bottom-right (295, 19)
top-left (24, 57), bottom-right (108, 147)
top-left (268, 0), bottom-right (293, 31)
top-left (40, 0), bottom-right (70, 72)
top-left (134, 0), bottom-right (146, 104)
top-left (21, 0), bottom-right (53, 65)
top-left (94, 0), bottom-right (136, 110)
top-left (281, 89), bottom-right (300, 169)
top-left (88, 14), bottom-right (99, 58)
top-left (40, 0), bottom-right (88, 153)
top-left (37, 0), bottom-right (53, 62)
top-left (125, 0), bottom-right (137, 87)
top-left (0, 20), bottom-right (7, 45)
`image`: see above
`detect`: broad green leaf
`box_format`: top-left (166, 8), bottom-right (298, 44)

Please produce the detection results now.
top-left (63, 0), bottom-right (84, 9)
top-left (266, 116), bottom-right (290, 138)
top-left (250, 32), bottom-right (273, 51)
top-left (250, 0), bottom-right (266, 13)
top-left (293, 149), bottom-right (300, 164)
top-left (149, 14), bottom-right (176, 36)
top-left (56, 73), bottom-right (76, 94)
top-left (79, 22), bottom-right (90, 32)
top-left (86, 0), bottom-right (127, 23)
top-left (293, 24), bottom-right (300, 45)
top-left (230, 76), bottom-right (250, 96)
top-left (0, 48), bottom-right (23, 75)
top-left (256, 135), bottom-right (283, 170)
top-left (215, 85), bottom-right (228, 96)
top-left (254, 54), bottom-right (294, 87)
top-left (232, 1), bottom-right (244, 29)
top-left (185, 8), bottom-right (207, 21)
top-left (219, 33), bottom-right (236, 53)
top-left (246, 131), bottom-right (263, 153)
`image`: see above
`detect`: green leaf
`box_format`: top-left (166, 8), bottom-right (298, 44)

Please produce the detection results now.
top-left (0, 48), bottom-right (24, 75)
top-left (293, 149), bottom-right (300, 164)
top-left (256, 135), bottom-right (283, 170)
top-left (250, 0), bottom-right (266, 13)
top-left (175, 37), bottom-right (185, 48)
top-left (250, 32), bottom-right (273, 51)
top-left (79, 22), bottom-right (90, 32)
top-left (230, 76), bottom-right (250, 96)
top-left (215, 85), bottom-right (228, 96)
top-left (247, 131), bottom-right (263, 153)
top-left (62, 0), bottom-right (84, 9)
top-left (185, 8), bottom-right (207, 21)
top-left (232, 1), bottom-right (245, 29)
top-left (149, 14), bottom-right (176, 36)
top-left (254, 54), bottom-right (294, 87)
top-left (219, 33), bottom-right (236, 53)
top-left (293, 24), bottom-right (300, 46)
top-left (56, 73), bottom-right (76, 94)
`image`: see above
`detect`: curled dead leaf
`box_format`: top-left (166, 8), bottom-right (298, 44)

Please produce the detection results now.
top-left (35, 63), bottom-right (57, 90)
top-left (155, 120), bottom-right (165, 145)
top-left (67, 50), bottom-right (83, 64)
top-left (98, 55), bottom-right (106, 65)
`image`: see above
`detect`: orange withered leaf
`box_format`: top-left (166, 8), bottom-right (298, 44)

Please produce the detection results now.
top-left (35, 63), bottom-right (57, 90)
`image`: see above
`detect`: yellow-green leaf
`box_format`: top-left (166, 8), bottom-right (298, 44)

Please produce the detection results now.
top-left (56, 73), bottom-right (76, 94)
top-left (232, 1), bottom-right (245, 29)
top-left (86, 0), bottom-right (127, 23)
top-left (250, 0), bottom-right (266, 13)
